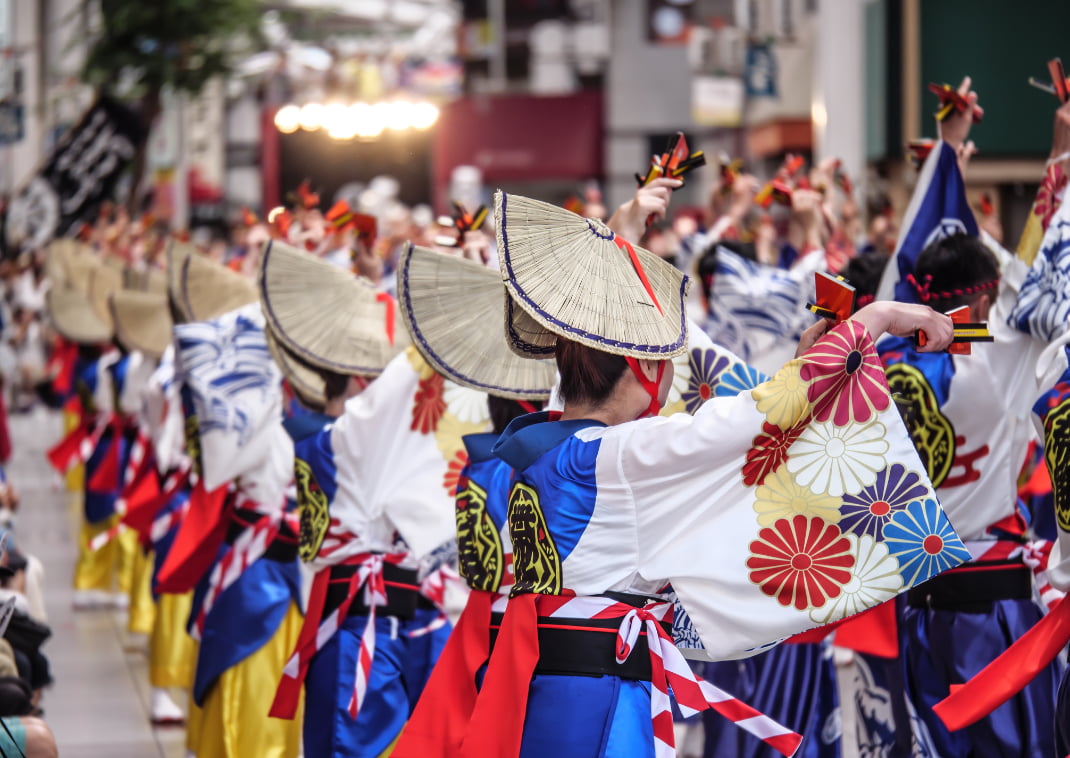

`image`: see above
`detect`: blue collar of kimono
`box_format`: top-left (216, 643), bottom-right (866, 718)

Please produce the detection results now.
top-left (493, 411), bottom-right (607, 472)
top-left (463, 432), bottom-right (500, 463)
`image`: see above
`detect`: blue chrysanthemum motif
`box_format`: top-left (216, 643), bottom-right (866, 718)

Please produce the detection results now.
top-left (716, 361), bottom-right (767, 398)
top-left (839, 464), bottom-right (930, 539)
top-left (682, 348), bottom-right (730, 413)
top-left (882, 498), bottom-right (970, 587)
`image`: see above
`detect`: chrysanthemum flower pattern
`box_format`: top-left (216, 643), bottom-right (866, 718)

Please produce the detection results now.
top-left (882, 498), bottom-right (972, 586)
top-left (800, 321), bottom-right (890, 426)
top-left (752, 360), bottom-right (812, 430)
top-left (753, 465), bottom-right (841, 527)
top-left (839, 463), bottom-right (929, 538)
top-left (444, 381), bottom-right (491, 425)
top-left (411, 373), bottom-right (446, 434)
top-left (716, 362), bottom-right (767, 398)
top-left (787, 421), bottom-right (889, 497)
top-left (808, 534), bottom-right (904, 625)
top-left (442, 449), bottom-right (468, 496)
top-left (683, 349), bottom-right (731, 413)
top-left (747, 515), bottom-right (855, 611)
top-left (743, 422), bottom-right (804, 487)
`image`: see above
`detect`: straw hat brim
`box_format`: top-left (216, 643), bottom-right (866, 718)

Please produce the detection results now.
top-left (48, 241), bottom-right (98, 296)
top-left (45, 239), bottom-right (80, 288)
top-left (265, 326), bottom-right (327, 409)
top-left (180, 252), bottom-right (258, 322)
top-left (166, 240), bottom-right (196, 319)
top-left (259, 239), bottom-right (407, 376)
top-left (397, 243), bottom-right (556, 400)
top-left (124, 267), bottom-right (168, 295)
top-left (47, 286), bottom-right (113, 344)
top-left (495, 191), bottom-right (689, 359)
top-left (110, 290), bottom-right (173, 359)
top-left (88, 265), bottom-right (123, 325)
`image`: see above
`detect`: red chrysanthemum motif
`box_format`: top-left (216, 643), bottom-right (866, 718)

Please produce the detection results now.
top-left (747, 515), bottom-right (856, 611)
top-left (411, 373), bottom-right (447, 434)
top-left (800, 321), bottom-right (890, 426)
top-left (743, 421), bottom-right (804, 486)
top-left (443, 450), bottom-right (468, 496)
top-left (1035, 163), bottom-right (1067, 231)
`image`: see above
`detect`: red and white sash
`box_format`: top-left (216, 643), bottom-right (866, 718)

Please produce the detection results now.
top-left (270, 551), bottom-right (407, 720)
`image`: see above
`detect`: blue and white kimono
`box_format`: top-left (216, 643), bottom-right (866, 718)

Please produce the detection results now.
top-left (876, 149), bottom-right (1070, 758)
top-left (172, 305), bottom-right (304, 758)
top-left (283, 347), bottom-right (483, 758)
top-left (465, 319), bottom-right (968, 758)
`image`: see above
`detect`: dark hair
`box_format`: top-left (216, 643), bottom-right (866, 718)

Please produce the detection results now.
top-left (838, 253), bottom-right (887, 313)
top-left (488, 395), bottom-right (542, 434)
top-left (319, 368), bottom-right (351, 403)
top-left (909, 233), bottom-right (999, 312)
top-left (555, 338), bottom-right (628, 407)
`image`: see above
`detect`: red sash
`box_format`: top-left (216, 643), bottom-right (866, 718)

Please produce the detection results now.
top-left (392, 590), bottom-right (497, 758)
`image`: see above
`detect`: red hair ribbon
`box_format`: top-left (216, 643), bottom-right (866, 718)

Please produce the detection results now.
top-left (375, 292), bottom-right (396, 346)
top-left (907, 272), bottom-right (998, 303)
top-left (625, 356), bottom-right (665, 418)
top-left (516, 400), bottom-right (537, 414)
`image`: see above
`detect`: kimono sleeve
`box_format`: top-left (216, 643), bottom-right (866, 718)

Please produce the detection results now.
top-left (618, 320), bottom-right (969, 659)
top-left (324, 349), bottom-right (460, 560)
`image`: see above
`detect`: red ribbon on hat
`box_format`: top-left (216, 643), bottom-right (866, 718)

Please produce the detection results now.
top-left (376, 292), bottom-right (396, 346)
top-left (614, 236), bottom-right (663, 315)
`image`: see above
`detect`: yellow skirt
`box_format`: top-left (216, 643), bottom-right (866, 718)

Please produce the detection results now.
top-left (127, 545), bottom-right (155, 636)
top-left (72, 516), bottom-right (120, 592)
top-left (194, 602), bottom-right (304, 758)
top-left (62, 408), bottom-right (84, 492)
top-left (149, 591), bottom-right (195, 689)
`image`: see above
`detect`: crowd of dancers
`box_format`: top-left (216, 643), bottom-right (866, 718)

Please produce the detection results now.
top-left (2, 76), bottom-right (1069, 758)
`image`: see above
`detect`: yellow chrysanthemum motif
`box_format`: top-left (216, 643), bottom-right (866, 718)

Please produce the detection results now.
top-left (753, 465), bottom-right (842, 527)
top-left (752, 359), bottom-right (812, 429)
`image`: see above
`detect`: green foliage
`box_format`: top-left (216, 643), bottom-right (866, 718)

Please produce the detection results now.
top-left (82, 0), bottom-right (262, 98)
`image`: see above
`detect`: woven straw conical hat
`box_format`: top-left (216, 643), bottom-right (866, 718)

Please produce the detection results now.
top-left (88, 265), bottom-right (123, 326)
top-left (259, 239), bottom-right (407, 376)
top-left (397, 243), bottom-right (556, 400)
top-left (45, 238), bottom-right (80, 287)
top-left (110, 290), bottom-right (173, 359)
top-left (494, 191), bottom-right (689, 359)
top-left (166, 240), bottom-right (196, 318)
top-left (124, 266), bottom-right (168, 295)
top-left (179, 250), bottom-right (258, 322)
top-left (47, 280), bottom-right (113, 345)
top-left (265, 326), bottom-right (327, 409)
top-left (48, 240), bottom-right (98, 295)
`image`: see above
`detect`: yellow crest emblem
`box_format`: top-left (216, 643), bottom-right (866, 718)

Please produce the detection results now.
top-left (508, 482), bottom-right (561, 596)
top-left (295, 458), bottom-right (330, 562)
top-left (1044, 398), bottom-right (1070, 533)
top-left (886, 363), bottom-right (956, 487)
top-left (455, 477), bottom-right (505, 593)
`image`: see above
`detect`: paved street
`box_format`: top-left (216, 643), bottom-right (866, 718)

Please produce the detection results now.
top-left (10, 407), bottom-right (185, 757)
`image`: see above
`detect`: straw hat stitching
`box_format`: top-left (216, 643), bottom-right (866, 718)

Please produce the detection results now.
top-left (397, 243), bottom-right (554, 399)
top-left (265, 326), bottom-right (326, 408)
top-left (179, 251), bottom-right (258, 322)
top-left (258, 240), bottom-right (400, 377)
top-left (504, 296), bottom-right (555, 357)
top-left (496, 191), bottom-right (688, 358)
